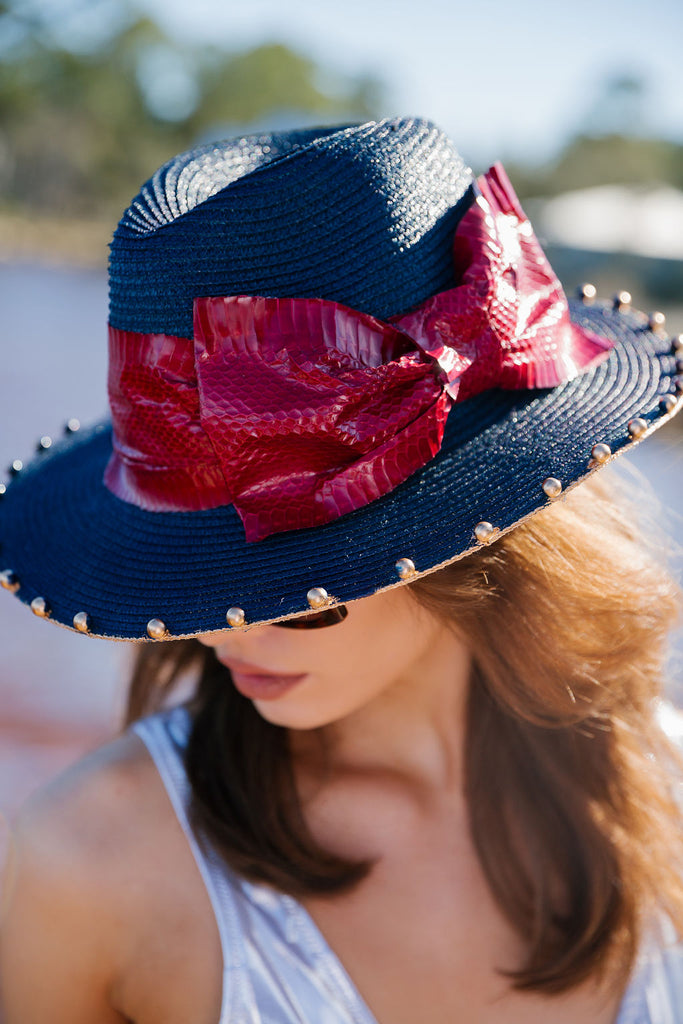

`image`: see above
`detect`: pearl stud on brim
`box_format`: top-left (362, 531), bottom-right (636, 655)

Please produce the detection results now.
top-left (395, 557), bottom-right (417, 580)
top-left (542, 477), bottom-right (562, 499)
top-left (307, 587), bottom-right (330, 609)
top-left (226, 607), bottom-right (246, 628)
top-left (0, 570), bottom-right (19, 593)
top-left (73, 611), bottom-right (90, 633)
top-left (591, 443), bottom-right (611, 464)
top-left (147, 618), bottom-right (168, 639)
top-left (31, 596), bottom-right (50, 618)
top-left (474, 521), bottom-right (497, 544)
top-left (628, 418), bottom-right (648, 439)
top-left (576, 283), bottom-right (596, 303)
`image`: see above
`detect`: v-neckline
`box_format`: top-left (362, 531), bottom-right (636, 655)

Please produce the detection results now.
top-left (156, 705), bottom-right (651, 1024)
top-left (237, 876), bottom-right (652, 1024)
top-left (239, 875), bottom-right (380, 1024)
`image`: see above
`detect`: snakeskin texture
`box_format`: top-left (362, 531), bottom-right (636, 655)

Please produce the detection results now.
top-left (104, 166), bottom-right (615, 541)
top-left (394, 164), bottom-right (612, 397)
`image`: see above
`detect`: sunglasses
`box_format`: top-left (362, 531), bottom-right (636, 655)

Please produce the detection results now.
top-left (274, 606), bottom-right (348, 630)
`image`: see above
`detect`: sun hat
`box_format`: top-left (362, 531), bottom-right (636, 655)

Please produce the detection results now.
top-left (0, 117), bottom-right (681, 641)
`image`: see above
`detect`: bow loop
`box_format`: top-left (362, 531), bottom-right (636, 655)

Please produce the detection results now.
top-left (393, 163), bottom-right (611, 398)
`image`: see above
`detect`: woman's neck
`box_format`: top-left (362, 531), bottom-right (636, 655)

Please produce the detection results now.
top-left (292, 623), bottom-right (471, 797)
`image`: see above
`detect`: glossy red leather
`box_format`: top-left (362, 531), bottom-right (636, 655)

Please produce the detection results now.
top-left (393, 164), bottom-right (611, 397)
top-left (105, 165), bottom-right (615, 541)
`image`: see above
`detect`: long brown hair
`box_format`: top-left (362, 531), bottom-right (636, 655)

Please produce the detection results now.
top-left (125, 472), bottom-right (683, 994)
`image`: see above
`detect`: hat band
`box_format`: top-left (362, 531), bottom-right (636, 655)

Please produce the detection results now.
top-left (104, 164), bottom-right (614, 542)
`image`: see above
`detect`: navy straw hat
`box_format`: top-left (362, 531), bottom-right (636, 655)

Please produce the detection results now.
top-left (0, 117), bottom-right (681, 640)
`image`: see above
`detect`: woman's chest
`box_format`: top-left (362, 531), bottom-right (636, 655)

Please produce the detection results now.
top-left (115, 855), bottom-right (623, 1024)
top-left (114, 767), bottom-right (624, 1024)
top-left (300, 846), bottom-right (624, 1024)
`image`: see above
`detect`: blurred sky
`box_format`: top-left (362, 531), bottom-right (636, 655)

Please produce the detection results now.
top-left (133, 0), bottom-right (683, 165)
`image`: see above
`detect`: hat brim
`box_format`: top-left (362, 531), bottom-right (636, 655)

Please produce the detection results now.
top-left (0, 299), bottom-right (680, 641)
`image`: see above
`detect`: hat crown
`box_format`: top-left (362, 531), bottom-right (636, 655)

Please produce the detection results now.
top-left (108, 118), bottom-right (474, 337)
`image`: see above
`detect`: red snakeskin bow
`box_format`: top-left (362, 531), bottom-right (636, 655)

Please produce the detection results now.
top-left (105, 164), bottom-right (613, 541)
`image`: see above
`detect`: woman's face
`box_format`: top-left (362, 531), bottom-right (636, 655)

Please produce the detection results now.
top-left (197, 586), bottom-right (468, 731)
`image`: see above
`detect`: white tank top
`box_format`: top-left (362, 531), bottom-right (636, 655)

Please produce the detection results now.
top-left (132, 706), bottom-right (683, 1024)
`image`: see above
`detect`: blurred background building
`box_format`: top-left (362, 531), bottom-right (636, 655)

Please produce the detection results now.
top-left (1, 0), bottom-right (682, 855)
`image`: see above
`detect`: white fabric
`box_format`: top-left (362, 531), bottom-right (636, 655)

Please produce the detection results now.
top-left (132, 706), bottom-right (683, 1023)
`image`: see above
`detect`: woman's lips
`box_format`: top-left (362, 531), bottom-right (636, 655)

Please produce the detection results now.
top-left (221, 659), bottom-right (307, 701)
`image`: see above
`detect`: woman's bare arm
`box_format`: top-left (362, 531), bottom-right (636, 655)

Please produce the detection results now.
top-left (0, 736), bottom-right (148, 1024)
top-left (1, 817), bottom-right (124, 1022)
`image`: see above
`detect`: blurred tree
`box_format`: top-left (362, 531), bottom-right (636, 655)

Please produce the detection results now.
top-left (507, 72), bottom-right (683, 200)
top-left (508, 134), bottom-right (683, 199)
top-left (0, 0), bottom-right (383, 217)
top-left (192, 44), bottom-right (379, 134)
top-left (582, 72), bottom-right (648, 137)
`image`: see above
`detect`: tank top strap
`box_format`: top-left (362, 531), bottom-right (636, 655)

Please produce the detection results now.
top-left (131, 705), bottom-right (380, 1024)
top-left (131, 705), bottom-right (253, 1023)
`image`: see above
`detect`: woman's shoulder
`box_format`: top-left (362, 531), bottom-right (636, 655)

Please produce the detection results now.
top-left (13, 704), bottom-right (191, 867)
top-left (0, 731), bottom-right (169, 1022)
top-left (12, 729), bottom-right (159, 876)
top-left (2, 730), bottom-right (169, 975)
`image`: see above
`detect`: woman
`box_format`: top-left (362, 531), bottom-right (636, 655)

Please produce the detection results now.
top-left (1, 118), bottom-right (682, 1023)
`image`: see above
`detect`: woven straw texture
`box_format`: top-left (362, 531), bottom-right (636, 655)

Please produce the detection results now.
top-left (109, 119), bottom-right (473, 335)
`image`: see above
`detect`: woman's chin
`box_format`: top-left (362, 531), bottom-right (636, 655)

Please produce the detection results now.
top-left (251, 694), bottom-right (338, 731)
